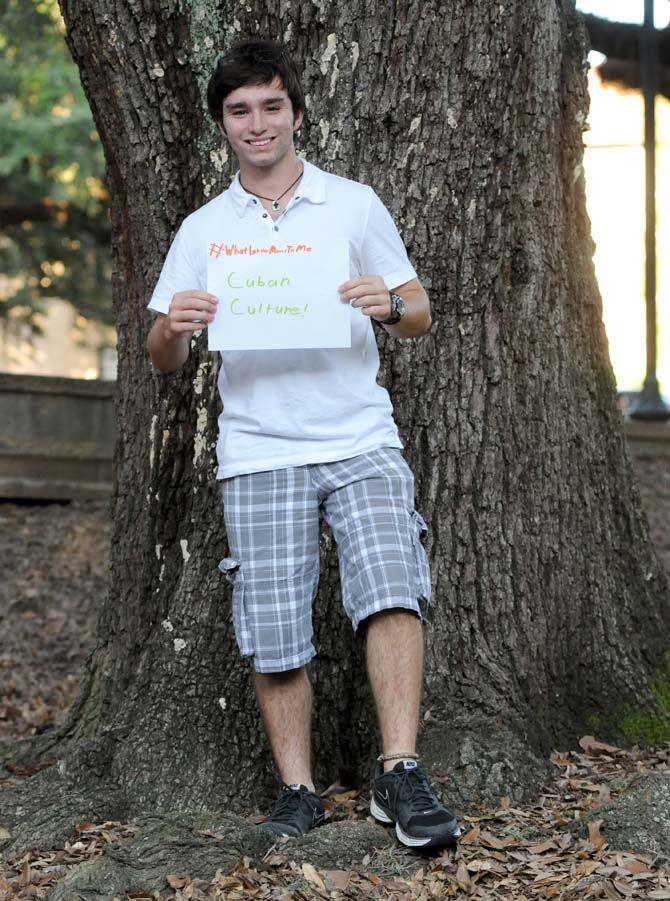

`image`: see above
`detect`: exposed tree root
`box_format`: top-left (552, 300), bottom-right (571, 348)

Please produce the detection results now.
top-left (0, 767), bottom-right (125, 861)
top-left (0, 725), bottom-right (402, 897)
top-left (4, 803), bottom-right (396, 900)
top-left (577, 773), bottom-right (670, 864)
top-left (420, 717), bottom-right (555, 811)
top-left (46, 811), bottom-right (271, 900)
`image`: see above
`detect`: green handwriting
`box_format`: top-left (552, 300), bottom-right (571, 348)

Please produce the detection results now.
top-left (230, 299), bottom-right (309, 317)
top-left (227, 272), bottom-right (291, 289)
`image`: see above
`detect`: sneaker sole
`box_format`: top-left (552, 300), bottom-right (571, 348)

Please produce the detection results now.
top-left (258, 822), bottom-right (301, 837)
top-left (370, 795), bottom-right (462, 849)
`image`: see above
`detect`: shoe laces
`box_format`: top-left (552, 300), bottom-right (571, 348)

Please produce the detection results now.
top-left (270, 781), bottom-right (315, 821)
top-left (396, 767), bottom-right (439, 812)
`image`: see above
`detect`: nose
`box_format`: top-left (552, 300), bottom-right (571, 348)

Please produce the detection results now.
top-left (249, 108), bottom-right (266, 134)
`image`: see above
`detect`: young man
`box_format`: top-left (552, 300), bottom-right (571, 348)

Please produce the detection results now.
top-left (146, 39), bottom-right (460, 851)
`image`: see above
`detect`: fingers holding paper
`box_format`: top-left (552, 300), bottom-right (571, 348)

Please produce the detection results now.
top-left (338, 275), bottom-right (391, 321)
top-left (165, 291), bottom-right (219, 337)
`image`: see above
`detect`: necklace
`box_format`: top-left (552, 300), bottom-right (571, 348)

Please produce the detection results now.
top-left (239, 166), bottom-right (304, 211)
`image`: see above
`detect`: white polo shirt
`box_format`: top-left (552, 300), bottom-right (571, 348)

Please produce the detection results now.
top-left (148, 159), bottom-right (418, 480)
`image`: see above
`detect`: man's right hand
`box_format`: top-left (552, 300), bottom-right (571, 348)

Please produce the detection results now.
top-left (148, 290), bottom-right (219, 373)
top-left (164, 291), bottom-right (219, 338)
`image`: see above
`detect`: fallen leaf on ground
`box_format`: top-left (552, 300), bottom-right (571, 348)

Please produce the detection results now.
top-left (526, 840), bottom-right (557, 854)
top-left (479, 830), bottom-right (514, 849)
top-left (618, 855), bottom-right (653, 875)
top-left (588, 819), bottom-right (607, 850)
top-left (456, 860), bottom-right (471, 889)
top-left (301, 862), bottom-right (325, 891)
top-left (579, 735), bottom-right (622, 755)
top-left (575, 860), bottom-right (601, 876)
top-left (320, 870), bottom-right (351, 891)
top-left (460, 824), bottom-right (480, 843)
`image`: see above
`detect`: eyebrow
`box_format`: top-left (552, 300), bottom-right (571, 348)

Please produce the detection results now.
top-left (224, 95), bottom-right (287, 110)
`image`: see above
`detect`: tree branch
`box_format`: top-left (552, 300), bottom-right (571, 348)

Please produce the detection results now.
top-left (582, 13), bottom-right (670, 98)
top-left (599, 57), bottom-right (670, 98)
top-left (582, 13), bottom-right (670, 66)
top-left (0, 201), bottom-right (111, 241)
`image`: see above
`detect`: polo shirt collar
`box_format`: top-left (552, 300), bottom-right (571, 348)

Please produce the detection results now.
top-left (228, 158), bottom-right (326, 217)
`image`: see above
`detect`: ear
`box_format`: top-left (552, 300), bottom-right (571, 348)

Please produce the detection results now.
top-left (293, 108), bottom-right (304, 133)
top-left (217, 120), bottom-right (229, 140)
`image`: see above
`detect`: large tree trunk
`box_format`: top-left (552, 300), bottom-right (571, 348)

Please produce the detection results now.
top-left (2, 0), bottom-right (669, 854)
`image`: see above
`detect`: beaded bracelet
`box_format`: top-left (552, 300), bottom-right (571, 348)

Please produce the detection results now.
top-left (377, 751), bottom-right (419, 762)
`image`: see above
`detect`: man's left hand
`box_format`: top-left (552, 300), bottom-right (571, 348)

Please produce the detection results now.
top-left (338, 275), bottom-right (391, 321)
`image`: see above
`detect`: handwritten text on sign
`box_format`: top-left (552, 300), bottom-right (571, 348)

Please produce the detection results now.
top-left (207, 239), bottom-right (350, 351)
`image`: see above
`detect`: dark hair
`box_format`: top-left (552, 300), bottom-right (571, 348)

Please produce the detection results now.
top-left (207, 39), bottom-right (305, 127)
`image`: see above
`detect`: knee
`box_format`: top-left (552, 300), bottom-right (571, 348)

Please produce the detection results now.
top-left (363, 607), bottom-right (421, 633)
top-left (253, 664), bottom-right (309, 684)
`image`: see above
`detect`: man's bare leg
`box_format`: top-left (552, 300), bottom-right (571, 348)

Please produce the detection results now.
top-left (365, 609), bottom-right (424, 772)
top-left (253, 667), bottom-right (315, 790)
top-left (366, 608), bottom-right (461, 848)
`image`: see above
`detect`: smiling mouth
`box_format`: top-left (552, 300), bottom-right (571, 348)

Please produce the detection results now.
top-left (246, 137), bottom-right (275, 147)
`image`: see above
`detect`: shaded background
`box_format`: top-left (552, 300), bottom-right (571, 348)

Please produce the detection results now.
top-left (1, 0), bottom-right (668, 397)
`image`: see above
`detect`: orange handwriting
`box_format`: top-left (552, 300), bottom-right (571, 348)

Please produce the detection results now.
top-left (208, 242), bottom-right (313, 258)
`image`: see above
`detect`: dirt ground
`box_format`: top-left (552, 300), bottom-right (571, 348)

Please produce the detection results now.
top-left (630, 456), bottom-right (670, 575)
top-left (0, 496), bottom-right (111, 746)
top-left (0, 456), bottom-right (668, 899)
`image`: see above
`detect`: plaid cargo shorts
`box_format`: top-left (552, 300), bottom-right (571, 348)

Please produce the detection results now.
top-left (218, 446), bottom-right (431, 673)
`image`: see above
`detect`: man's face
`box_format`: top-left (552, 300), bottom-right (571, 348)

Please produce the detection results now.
top-left (220, 76), bottom-right (303, 171)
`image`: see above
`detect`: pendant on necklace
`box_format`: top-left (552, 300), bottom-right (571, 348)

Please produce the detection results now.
top-left (272, 200), bottom-right (280, 210)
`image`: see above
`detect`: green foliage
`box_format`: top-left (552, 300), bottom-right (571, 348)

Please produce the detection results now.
top-left (618, 654), bottom-right (670, 745)
top-left (0, 0), bottom-right (113, 329)
top-left (586, 652), bottom-right (670, 746)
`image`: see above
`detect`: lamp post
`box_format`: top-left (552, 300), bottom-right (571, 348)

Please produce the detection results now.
top-left (630, 0), bottom-right (670, 420)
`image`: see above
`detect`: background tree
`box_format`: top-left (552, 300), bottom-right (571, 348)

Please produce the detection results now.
top-left (2, 0), bottom-right (669, 881)
top-left (583, 11), bottom-right (670, 97)
top-left (0, 0), bottom-right (111, 331)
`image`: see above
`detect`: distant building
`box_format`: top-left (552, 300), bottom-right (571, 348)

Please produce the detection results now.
top-left (0, 297), bottom-right (117, 380)
top-left (584, 62), bottom-right (669, 396)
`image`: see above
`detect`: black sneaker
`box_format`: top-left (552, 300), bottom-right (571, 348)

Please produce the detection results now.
top-left (370, 759), bottom-right (461, 850)
top-left (258, 781), bottom-right (326, 837)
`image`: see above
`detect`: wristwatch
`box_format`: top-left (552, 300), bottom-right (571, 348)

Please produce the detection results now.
top-left (378, 293), bottom-right (406, 325)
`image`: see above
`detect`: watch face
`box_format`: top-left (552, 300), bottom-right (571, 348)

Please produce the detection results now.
top-left (393, 294), bottom-right (406, 318)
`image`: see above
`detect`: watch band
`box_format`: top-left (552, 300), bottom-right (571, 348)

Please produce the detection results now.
top-left (378, 293), bottom-right (405, 325)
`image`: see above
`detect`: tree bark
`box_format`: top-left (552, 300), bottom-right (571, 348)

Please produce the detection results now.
top-left (3, 0), bottom-right (668, 834)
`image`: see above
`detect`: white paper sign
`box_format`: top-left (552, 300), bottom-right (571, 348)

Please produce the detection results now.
top-left (207, 237), bottom-right (351, 351)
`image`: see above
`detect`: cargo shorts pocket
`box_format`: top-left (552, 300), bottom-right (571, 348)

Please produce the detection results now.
top-left (218, 557), bottom-right (253, 655)
top-left (410, 511), bottom-right (432, 614)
